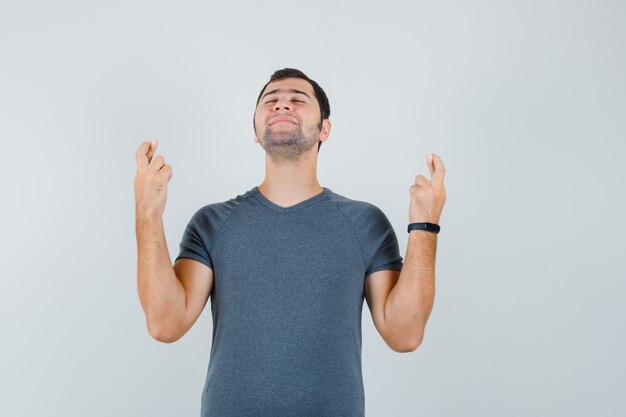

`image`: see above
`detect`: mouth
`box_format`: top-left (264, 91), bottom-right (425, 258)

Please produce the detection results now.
top-left (269, 116), bottom-right (298, 126)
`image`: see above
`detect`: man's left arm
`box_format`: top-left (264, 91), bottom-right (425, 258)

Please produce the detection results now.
top-left (374, 153), bottom-right (446, 352)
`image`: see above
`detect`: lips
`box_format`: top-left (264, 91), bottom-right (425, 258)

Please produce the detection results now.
top-left (269, 116), bottom-right (298, 126)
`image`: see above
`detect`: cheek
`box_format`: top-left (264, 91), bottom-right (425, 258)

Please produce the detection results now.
top-left (304, 110), bottom-right (320, 125)
top-left (255, 110), bottom-right (268, 125)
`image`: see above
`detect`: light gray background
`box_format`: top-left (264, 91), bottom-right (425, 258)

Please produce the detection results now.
top-left (1, 0), bottom-right (624, 416)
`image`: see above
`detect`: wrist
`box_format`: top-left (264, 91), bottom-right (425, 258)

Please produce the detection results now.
top-left (136, 207), bottom-right (163, 223)
top-left (409, 217), bottom-right (439, 224)
top-left (407, 221), bottom-right (440, 234)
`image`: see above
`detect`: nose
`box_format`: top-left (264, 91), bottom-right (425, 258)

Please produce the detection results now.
top-left (273, 97), bottom-right (291, 111)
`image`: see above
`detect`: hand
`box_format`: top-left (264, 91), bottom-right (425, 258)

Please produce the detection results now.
top-left (134, 140), bottom-right (173, 219)
top-left (409, 153), bottom-right (446, 224)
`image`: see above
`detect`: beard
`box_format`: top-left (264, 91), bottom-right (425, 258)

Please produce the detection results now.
top-left (257, 122), bottom-right (321, 164)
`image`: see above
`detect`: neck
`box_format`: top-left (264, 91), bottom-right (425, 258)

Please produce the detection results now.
top-left (257, 148), bottom-right (323, 207)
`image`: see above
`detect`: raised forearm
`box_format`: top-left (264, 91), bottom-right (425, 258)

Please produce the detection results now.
top-left (136, 213), bottom-right (186, 341)
top-left (384, 230), bottom-right (437, 350)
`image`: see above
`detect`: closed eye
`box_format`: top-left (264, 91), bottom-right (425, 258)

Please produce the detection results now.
top-left (264, 98), bottom-right (306, 104)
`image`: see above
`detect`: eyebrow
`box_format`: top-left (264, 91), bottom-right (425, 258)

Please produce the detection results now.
top-left (261, 88), bottom-right (311, 100)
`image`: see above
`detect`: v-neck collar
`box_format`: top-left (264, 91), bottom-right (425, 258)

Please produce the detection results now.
top-left (250, 186), bottom-right (331, 214)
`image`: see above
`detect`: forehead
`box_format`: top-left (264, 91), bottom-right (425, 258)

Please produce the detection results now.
top-left (261, 77), bottom-right (316, 99)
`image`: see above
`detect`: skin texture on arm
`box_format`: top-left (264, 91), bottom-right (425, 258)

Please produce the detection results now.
top-left (384, 231), bottom-right (437, 351)
top-left (364, 269), bottom-right (407, 352)
top-left (136, 214), bottom-right (187, 342)
top-left (168, 258), bottom-right (214, 342)
top-left (364, 245), bottom-right (435, 354)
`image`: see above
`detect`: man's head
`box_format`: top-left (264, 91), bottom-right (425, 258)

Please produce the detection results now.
top-left (253, 68), bottom-right (331, 162)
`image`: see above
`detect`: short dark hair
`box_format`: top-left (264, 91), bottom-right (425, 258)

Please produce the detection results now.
top-left (253, 68), bottom-right (330, 153)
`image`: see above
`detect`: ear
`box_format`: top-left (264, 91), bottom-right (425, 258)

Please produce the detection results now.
top-left (319, 119), bottom-right (332, 143)
top-left (252, 112), bottom-right (258, 143)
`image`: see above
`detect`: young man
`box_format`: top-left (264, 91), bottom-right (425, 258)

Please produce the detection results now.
top-left (134, 68), bottom-right (446, 416)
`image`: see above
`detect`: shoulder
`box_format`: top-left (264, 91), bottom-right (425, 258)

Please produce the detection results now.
top-left (187, 191), bottom-right (250, 230)
top-left (326, 189), bottom-right (388, 225)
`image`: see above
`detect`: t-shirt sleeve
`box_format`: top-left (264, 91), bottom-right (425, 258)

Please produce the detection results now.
top-left (361, 204), bottom-right (404, 276)
top-left (175, 207), bottom-right (214, 270)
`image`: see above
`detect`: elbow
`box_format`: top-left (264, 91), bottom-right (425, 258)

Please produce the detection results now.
top-left (391, 342), bottom-right (420, 353)
top-left (148, 322), bottom-right (181, 344)
top-left (151, 332), bottom-right (179, 344)
top-left (390, 334), bottom-right (423, 353)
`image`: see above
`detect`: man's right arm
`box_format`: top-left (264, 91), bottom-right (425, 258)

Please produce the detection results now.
top-left (136, 214), bottom-right (186, 342)
top-left (134, 140), bottom-right (213, 343)
top-left (136, 214), bottom-right (215, 343)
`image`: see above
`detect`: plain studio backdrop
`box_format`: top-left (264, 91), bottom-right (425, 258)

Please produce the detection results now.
top-left (0, 0), bottom-right (624, 416)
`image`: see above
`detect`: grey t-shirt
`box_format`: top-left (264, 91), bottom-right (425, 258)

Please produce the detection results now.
top-left (175, 186), bottom-right (404, 417)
